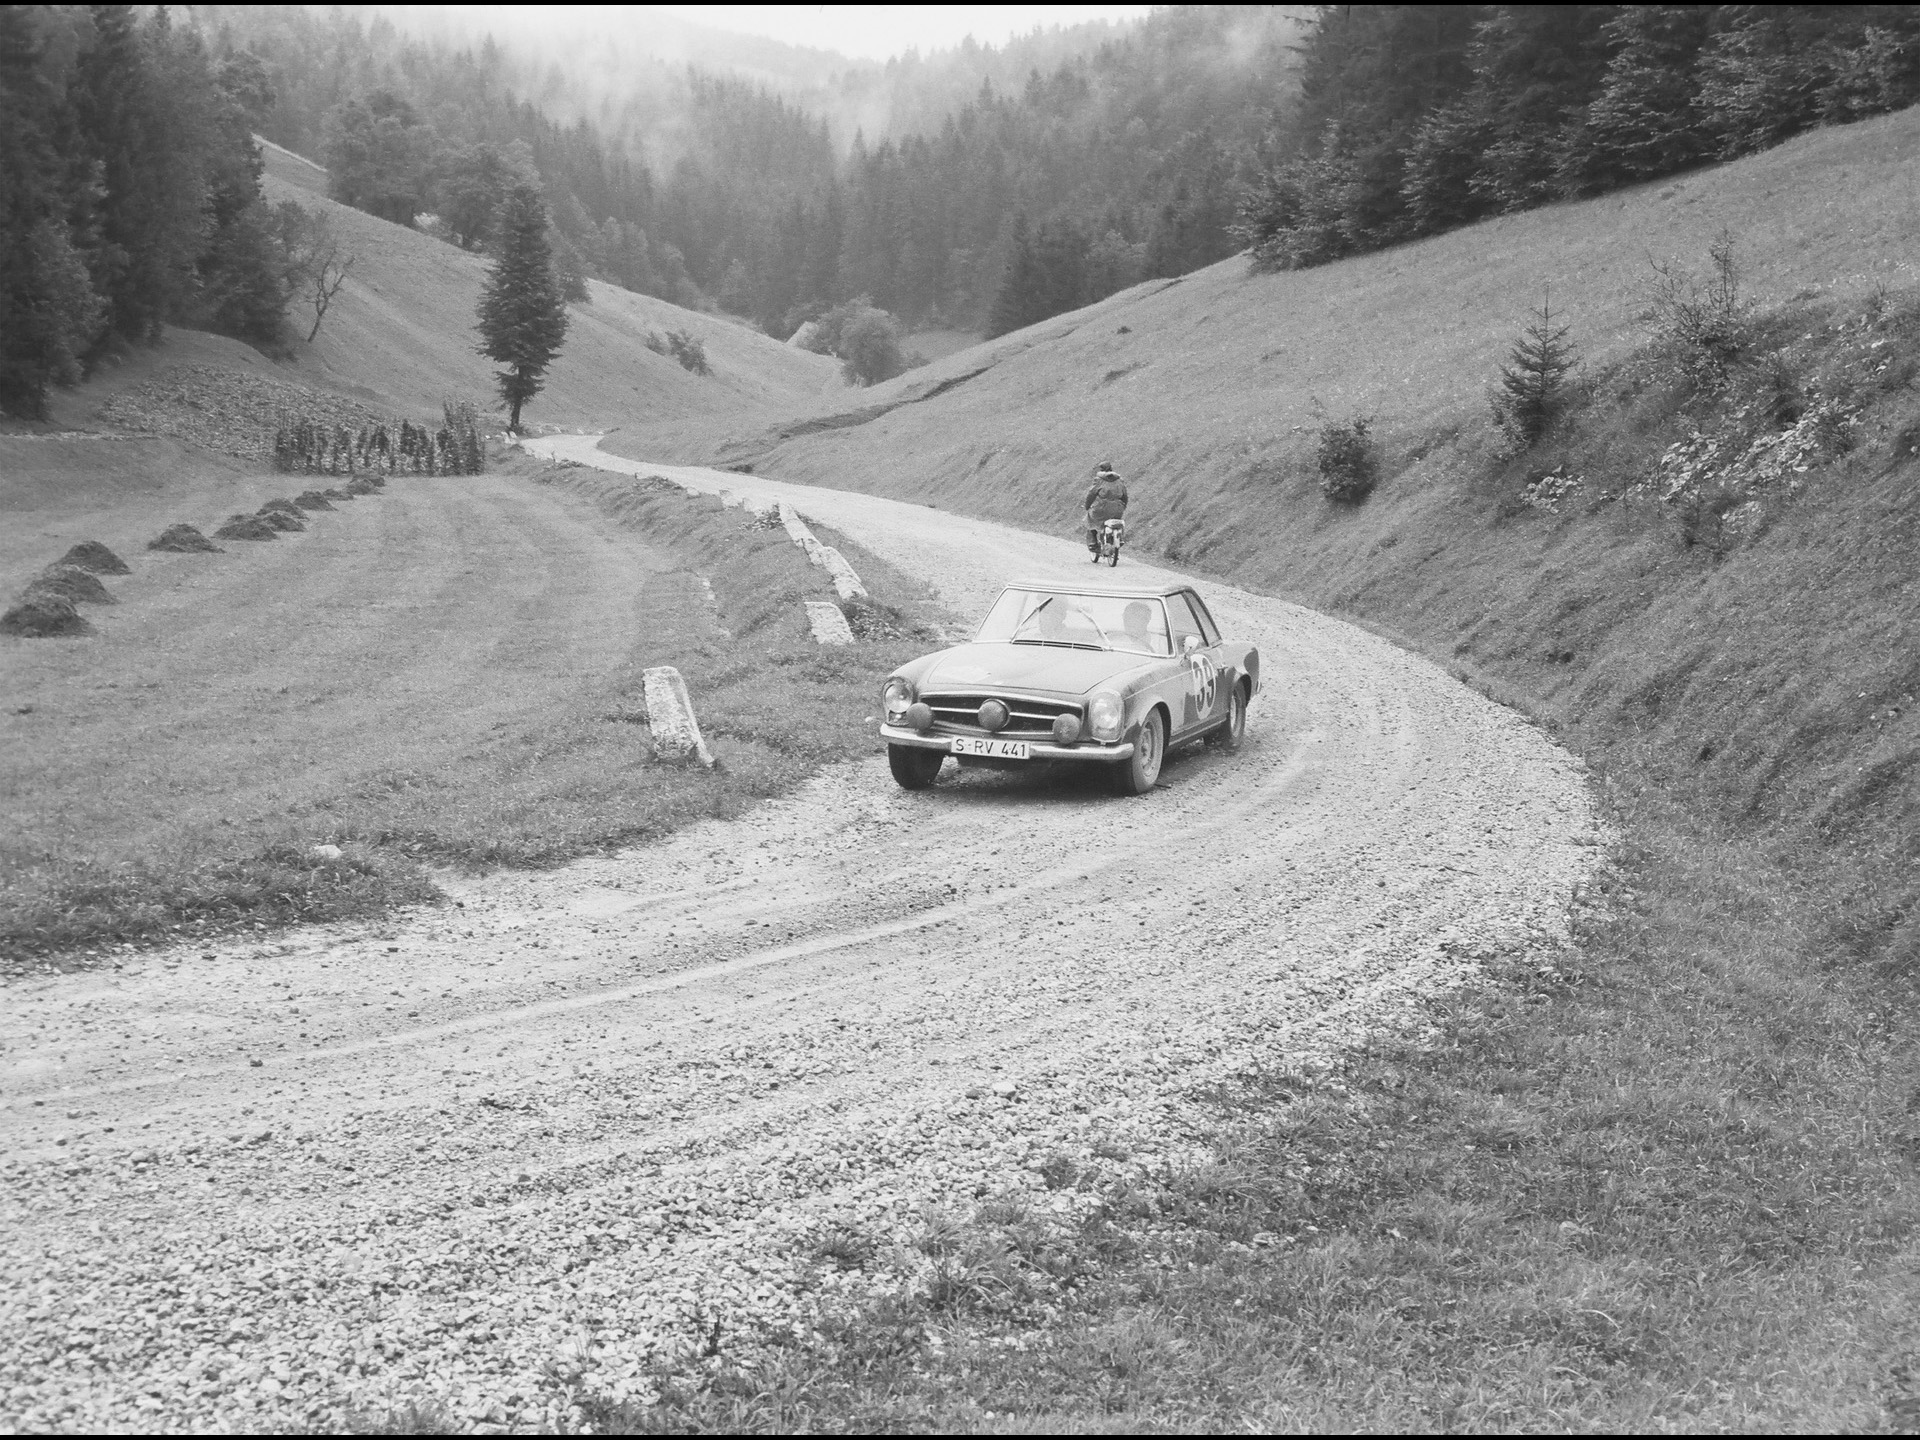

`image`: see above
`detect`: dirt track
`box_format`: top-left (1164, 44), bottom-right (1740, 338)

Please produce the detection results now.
top-left (0, 440), bottom-right (1602, 1430)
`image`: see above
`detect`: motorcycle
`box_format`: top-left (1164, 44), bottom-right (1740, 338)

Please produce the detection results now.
top-left (1096, 517), bottom-right (1126, 566)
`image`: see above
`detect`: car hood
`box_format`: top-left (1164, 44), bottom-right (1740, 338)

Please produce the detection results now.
top-left (920, 643), bottom-right (1151, 697)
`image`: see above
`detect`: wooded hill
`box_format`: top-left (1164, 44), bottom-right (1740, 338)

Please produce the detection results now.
top-left (203, 4), bottom-right (1919, 345)
top-left (8, 5), bottom-right (1915, 421)
top-left (200, 5), bottom-right (1305, 338)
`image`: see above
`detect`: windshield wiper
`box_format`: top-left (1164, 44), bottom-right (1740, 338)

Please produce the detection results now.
top-left (1011, 638), bottom-right (1103, 650)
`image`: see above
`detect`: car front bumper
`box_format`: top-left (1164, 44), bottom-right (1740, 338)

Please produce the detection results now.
top-left (879, 722), bottom-right (1135, 762)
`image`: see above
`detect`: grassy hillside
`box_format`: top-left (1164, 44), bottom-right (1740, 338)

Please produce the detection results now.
top-left (11, 142), bottom-right (840, 452)
top-left (698, 107), bottom-right (1917, 477)
top-left (635, 105), bottom-right (1920, 961)
top-left (253, 166), bottom-right (844, 427)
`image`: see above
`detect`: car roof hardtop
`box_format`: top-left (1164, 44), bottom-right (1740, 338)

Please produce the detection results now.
top-left (1003, 577), bottom-right (1193, 601)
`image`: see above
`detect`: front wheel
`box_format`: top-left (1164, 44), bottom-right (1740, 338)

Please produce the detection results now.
top-left (1111, 709), bottom-right (1164, 795)
top-left (1205, 681), bottom-right (1248, 750)
top-left (888, 744), bottom-right (945, 790)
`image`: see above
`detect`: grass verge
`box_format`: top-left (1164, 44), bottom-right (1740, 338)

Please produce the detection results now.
top-left (1, 460), bottom-right (943, 973)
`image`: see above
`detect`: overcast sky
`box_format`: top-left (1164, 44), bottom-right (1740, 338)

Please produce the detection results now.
top-left (651, 5), bottom-right (1154, 61)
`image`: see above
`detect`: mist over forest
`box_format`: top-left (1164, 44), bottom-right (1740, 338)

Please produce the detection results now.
top-left (5, 4), bottom-right (1916, 415)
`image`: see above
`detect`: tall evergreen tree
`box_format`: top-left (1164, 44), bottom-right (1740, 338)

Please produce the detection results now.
top-left (1, 7), bottom-right (106, 415)
top-left (70, 4), bottom-right (154, 340)
top-left (476, 184), bottom-right (570, 432)
top-left (985, 214), bottom-right (1041, 338)
top-left (1698, 5), bottom-right (1853, 158)
top-left (1462, 5), bottom-right (1613, 215)
top-left (1401, 101), bottom-right (1493, 235)
top-left (1566, 5), bottom-right (1716, 191)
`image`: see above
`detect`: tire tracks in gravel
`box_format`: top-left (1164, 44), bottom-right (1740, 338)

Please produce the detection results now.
top-left (0, 437), bottom-right (1605, 1431)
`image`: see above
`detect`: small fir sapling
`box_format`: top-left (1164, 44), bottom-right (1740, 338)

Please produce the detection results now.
top-left (1492, 287), bottom-right (1579, 448)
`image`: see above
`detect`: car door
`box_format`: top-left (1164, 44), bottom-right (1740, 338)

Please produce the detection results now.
top-left (1164, 590), bottom-right (1226, 738)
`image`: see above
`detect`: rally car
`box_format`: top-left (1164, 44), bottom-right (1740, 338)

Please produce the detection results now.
top-left (878, 579), bottom-right (1259, 795)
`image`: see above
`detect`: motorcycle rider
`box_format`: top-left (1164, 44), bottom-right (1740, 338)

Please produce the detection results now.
top-left (1084, 462), bottom-right (1129, 560)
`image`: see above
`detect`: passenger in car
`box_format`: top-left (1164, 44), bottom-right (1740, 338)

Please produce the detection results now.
top-left (1120, 600), bottom-right (1171, 656)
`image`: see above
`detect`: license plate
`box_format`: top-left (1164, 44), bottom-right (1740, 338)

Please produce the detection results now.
top-left (951, 735), bottom-right (1030, 759)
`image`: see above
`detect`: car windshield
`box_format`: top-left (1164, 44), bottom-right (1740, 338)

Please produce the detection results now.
top-left (975, 588), bottom-right (1172, 657)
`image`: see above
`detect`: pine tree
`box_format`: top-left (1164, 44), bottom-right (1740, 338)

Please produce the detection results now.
top-left (1463, 5), bottom-right (1614, 215)
top-left (1492, 288), bottom-right (1578, 448)
top-left (1, 8), bottom-right (106, 415)
top-left (1401, 102), bottom-right (1493, 236)
top-left (986, 214), bottom-right (1041, 338)
top-left (1697, 5), bottom-right (1846, 159)
top-left (1566, 5), bottom-right (1715, 191)
top-left (476, 184), bottom-right (569, 432)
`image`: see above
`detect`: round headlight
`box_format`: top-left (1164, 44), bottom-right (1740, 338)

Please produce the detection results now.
top-left (905, 701), bottom-right (933, 731)
top-left (882, 677), bottom-right (914, 722)
top-left (1051, 713), bottom-right (1082, 745)
top-left (1087, 691), bottom-right (1123, 742)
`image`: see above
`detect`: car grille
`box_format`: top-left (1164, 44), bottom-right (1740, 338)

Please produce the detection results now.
top-left (921, 692), bottom-right (1083, 738)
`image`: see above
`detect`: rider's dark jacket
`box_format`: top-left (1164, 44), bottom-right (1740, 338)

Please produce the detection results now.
top-left (1084, 475), bottom-right (1129, 523)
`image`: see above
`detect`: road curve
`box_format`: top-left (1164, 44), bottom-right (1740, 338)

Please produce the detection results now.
top-left (0, 437), bottom-right (1602, 1430)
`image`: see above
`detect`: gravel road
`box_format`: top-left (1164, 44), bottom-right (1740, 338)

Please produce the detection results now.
top-left (1, 437), bottom-right (1603, 1430)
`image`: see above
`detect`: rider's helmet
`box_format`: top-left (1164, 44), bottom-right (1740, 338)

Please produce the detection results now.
top-left (1094, 461), bottom-right (1116, 478)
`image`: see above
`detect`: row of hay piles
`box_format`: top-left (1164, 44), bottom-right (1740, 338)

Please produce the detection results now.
top-left (3, 476), bottom-right (388, 637)
top-left (0, 542), bottom-right (130, 637)
top-left (213, 476), bottom-right (383, 542)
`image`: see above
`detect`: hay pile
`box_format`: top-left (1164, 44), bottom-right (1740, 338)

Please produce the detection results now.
top-left (56, 541), bottom-right (130, 575)
top-left (4, 556), bottom-right (117, 639)
top-left (344, 478), bottom-right (381, 496)
top-left (31, 564), bottom-right (116, 606)
top-left (147, 523), bottom-right (222, 553)
top-left (293, 490), bottom-right (335, 510)
top-left (256, 501), bottom-right (307, 532)
top-left (1, 593), bottom-right (91, 638)
top-left (214, 513), bottom-right (279, 541)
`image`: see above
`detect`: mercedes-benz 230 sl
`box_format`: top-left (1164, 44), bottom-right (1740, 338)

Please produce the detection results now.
top-left (878, 579), bottom-right (1259, 795)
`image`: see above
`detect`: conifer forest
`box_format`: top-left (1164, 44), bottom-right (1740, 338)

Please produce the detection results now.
top-left (4, 4), bottom-right (1918, 415)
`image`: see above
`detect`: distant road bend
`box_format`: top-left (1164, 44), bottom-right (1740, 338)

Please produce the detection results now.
top-left (0, 435), bottom-right (1603, 1430)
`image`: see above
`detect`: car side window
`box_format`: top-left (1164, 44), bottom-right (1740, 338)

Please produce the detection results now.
top-left (1164, 592), bottom-right (1205, 652)
top-left (1186, 592), bottom-right (1222, 646)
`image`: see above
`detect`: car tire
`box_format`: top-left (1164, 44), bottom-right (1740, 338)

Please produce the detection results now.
top-left (888, 744), bottom-right (944, 790)
top-left (1112, 708), bottom-right (1164, 795)
top-left (1205, 680), bottom-right (1248, 750)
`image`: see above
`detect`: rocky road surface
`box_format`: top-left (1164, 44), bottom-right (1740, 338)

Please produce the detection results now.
top-left (1, 436), bottom-right (1603, 1431)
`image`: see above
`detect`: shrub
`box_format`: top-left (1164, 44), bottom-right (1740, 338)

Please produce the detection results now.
top-left (665, 329), bottom-right (711, 375)
top-left (1647, 225), bottom-right (1753, 381)
top-left (1315, 412), bottom-right (1381, 503)
top-left (838, 309), bottom-right (908, 386)
top-left (1492, 290), bottom-right (1578, 449)
top-left (641, 330), bottom-right (670, 356)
